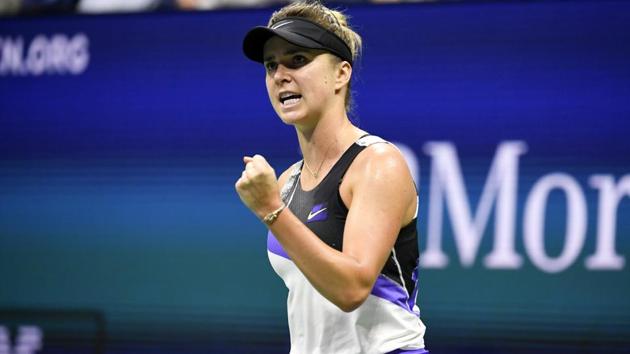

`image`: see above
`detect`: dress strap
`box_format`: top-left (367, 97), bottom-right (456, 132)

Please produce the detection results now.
top-left (280, 160), bottom-right (302, 204)
top-left (356, 134), bottom-right (387, 147)
top-left (333, 134), bottom-right (389, 184)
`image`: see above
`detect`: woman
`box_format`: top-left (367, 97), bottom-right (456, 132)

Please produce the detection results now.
top-left (236, 2), bottom-right (427, 353)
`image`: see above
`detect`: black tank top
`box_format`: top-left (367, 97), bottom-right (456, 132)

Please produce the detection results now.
top-left (280, 135), bottom-right (420, 298)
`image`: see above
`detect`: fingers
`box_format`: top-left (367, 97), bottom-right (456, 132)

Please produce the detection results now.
top-left (242, 156), bottom-right (258, 181)
top-left (244, 159), bottom-right (258, 179)
top-left (244, 154), bottom-right (266, 166)
top-left (243, 154), bottom-right (272, 172)
top-left (235, 154), bottom-right (280, 214)
top-left (252, 154), bottom-right (265, 162)
top-left (238, 153), bottom-right (275, 188)
top-left (235, 170), bottom-right (247, 189)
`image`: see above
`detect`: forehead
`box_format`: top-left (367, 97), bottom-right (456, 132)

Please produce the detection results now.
top-left (262, 36), bottom-right (317, 61)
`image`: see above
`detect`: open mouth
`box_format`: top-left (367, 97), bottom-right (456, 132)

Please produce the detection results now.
top-left (279, 92), bottom-right (302, 106)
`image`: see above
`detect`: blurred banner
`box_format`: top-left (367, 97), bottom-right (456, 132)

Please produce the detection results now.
top-left (1, 1), bottom-right (629, 353)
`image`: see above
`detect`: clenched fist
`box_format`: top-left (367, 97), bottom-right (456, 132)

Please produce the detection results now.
top-left (235, 154), bottom-right (283, 220)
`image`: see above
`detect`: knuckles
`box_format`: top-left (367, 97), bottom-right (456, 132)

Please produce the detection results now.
top-left (236, 155), bottom-right (278, 198)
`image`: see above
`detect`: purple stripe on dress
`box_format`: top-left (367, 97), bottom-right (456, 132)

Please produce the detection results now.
top-left (370, 274), bottom-right (412, 313)
top-left (386, 349), bottom-right (429, 354)
top-left (407, 265), bottom-right (419, 311)
top-left (267, 231), bottom-right (290, 260)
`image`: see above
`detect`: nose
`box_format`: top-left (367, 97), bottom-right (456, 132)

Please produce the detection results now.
top-left (272, 63), bottom-right (292, 85)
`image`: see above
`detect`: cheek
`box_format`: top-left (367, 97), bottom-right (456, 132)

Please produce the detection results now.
top-left (265, 75), bottom-right (272, 92)
top-left (301, 68), bottom-right (333, 99)
top-left (314, 65), bottom-right (335, 89)
top-left (265, 78), bottom-right (277, 104)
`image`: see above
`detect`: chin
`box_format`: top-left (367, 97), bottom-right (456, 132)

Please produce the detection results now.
top-left (277, 110), bottom-right (307, 125)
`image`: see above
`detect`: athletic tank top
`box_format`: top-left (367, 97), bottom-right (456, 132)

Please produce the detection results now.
top-left (267, 135), bottom-right (427, 354)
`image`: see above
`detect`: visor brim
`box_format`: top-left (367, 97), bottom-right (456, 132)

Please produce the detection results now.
top-left (242, 26), bottom-right (328, 63)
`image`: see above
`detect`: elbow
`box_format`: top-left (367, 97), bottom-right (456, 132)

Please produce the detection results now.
top-left (336, 288), bottom-right (370, 313)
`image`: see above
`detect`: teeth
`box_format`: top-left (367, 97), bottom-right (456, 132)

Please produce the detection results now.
top-left (283, 97), bottom-right (300, 106)
top-left (280, 93), bottom-right (297, 99)
top-left (279, 92), bottom-right (301, 104)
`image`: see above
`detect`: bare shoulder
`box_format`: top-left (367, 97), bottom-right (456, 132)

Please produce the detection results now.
top-left (342, 141), bottom-right (417, 224)
top-left (343, 141), bottom-right (416, 199)
top-left (350, 142), bottom-right (412, 180)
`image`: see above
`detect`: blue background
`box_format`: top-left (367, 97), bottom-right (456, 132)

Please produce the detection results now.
top-left (1, 1), bottom-right (629, 352)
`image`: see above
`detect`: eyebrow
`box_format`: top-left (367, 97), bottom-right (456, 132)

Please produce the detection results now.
top-left (263, 48), bottom-right (306, 63)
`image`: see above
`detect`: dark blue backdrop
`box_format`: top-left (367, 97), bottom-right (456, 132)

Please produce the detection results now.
top-left (1, 1), bottom-right (629, 353)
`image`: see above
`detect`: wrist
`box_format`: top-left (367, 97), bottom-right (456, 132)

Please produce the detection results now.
top-left (261, 203), bottom-right (286, 226)
top-left (255, 199), bottom-right (283, 219)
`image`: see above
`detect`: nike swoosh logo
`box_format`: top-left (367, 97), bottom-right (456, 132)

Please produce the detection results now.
top-left (307, 208), bottom-right (327, 221)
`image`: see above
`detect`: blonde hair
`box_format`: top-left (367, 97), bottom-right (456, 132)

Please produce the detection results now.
top-left (268, 1), bottom-right (363, 113)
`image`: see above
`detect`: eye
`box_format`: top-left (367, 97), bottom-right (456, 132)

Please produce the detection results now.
top-left (264, 61), bottom-right (277, 73)
top-left (291, 54), bottom-right (307, 67)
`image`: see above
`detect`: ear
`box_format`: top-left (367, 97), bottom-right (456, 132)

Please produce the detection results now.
top-left (334, 60), bottom-right (352, 93)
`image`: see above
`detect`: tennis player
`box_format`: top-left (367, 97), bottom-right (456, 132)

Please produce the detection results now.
top-left (235, 2), bottom-right (428, 353)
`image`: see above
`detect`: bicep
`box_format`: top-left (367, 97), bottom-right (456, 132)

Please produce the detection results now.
top-left (341, 146), bottom-right (416, 282)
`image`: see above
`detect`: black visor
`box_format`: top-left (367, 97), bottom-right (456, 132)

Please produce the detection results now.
top-left (242, 17), bottom-right (353, 66)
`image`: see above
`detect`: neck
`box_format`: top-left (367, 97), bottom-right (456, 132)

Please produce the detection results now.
top-left (296, 111), bottom-right (363, 178)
